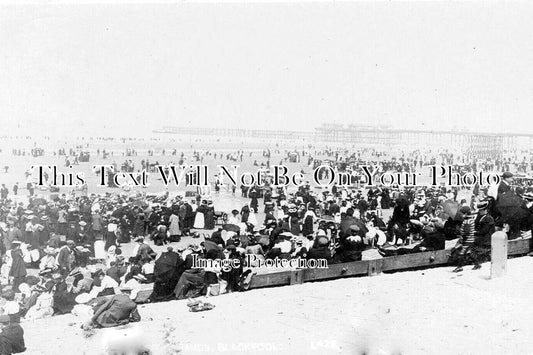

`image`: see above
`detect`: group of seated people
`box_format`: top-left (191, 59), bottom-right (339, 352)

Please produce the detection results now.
top-left (0, 238), bottom-right (148, 334)
top-left (0, 185), bottom-right (517, 340)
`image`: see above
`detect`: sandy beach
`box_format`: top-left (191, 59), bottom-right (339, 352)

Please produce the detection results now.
top-left (19, 256), bottom-right (533, 355)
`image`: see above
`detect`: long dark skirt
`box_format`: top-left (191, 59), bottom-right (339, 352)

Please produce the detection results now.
top-left (174, 269), bottom-right (206, 300)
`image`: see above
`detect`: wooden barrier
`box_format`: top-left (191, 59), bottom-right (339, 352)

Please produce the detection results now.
top-left (507, 237), bottom-right (529, 255)
top-left (246, 238), bottom-right (531, 290)
top-left (134, 238), bottom-right (531, 301)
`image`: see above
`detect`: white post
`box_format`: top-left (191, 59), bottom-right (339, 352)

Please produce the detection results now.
top-left (491, 231), bottom-right (508, 279)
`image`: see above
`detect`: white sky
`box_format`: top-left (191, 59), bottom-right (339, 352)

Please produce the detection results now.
top-left (1, 2), bottom-right (533, 136)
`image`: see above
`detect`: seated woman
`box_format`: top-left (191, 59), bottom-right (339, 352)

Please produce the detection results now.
top-left (220, 245), bottom-right (244, 293)
top-left (245, 236), bottom-right (265, 266)
top-left (306, 236), bottom-right (332, 264)
top-left (292, 238), bottom-right (308, 259)
top-left (173, 268), bottom-right (207, 300)
top-left (364, 221), bottom-right (387, 247)
top-left (21, 283), bottom-right (54, 321)
top-left (69, 261), bottom-right (94, 296)
top-left (90, 269), bottom-right (118, 298)
top-left (417, 218), bottom-right (446, 251)
top-left (105, 245), bottom-right (118, 268)
top-left (150, 247), bottom-right (185, 302)
top-left (203, 248), bottom-right (223, 296)
top-left (388, 222), bottom-right (410, 245)
top-left (39, 246), bottom-right (58, 272)
top-left (52, 272), bottom-right (76, 315)
top-left (151, 223), bottom-right (168, 246)
top-left (90, 293), bottom-right (141, 328)
top-left (140, 258), bottom-right (155, 283)
top-left (0, 290), bottom-right (20, 322)
top-left (0, 314), bottom-right (26, 355)
top-left (267, 233), bottom-right (293, 260)
top-left (333, 226), bottom-right (365, 263)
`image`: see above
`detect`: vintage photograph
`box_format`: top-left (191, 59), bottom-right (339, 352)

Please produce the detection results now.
top-left (1, 1), bottom-right (533, 354)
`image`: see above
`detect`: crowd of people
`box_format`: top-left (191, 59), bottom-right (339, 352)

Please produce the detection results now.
top-left (0, 140), bottom-right (532, 353)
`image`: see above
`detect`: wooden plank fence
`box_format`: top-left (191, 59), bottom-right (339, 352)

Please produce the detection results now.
top-left (134, 238), bottom-right (531, 301)
top-left (247, 238), bottom-right (531, 289)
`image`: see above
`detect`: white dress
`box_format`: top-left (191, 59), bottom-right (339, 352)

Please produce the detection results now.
top-left (248, 212), bottom-right (258, 226)
top-left (94, 240), bottom-right (106, 259)
top-left (193, 212), bottom-right (205, 229)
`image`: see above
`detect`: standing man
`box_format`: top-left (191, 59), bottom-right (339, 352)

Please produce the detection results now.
top-left (497, 172), bottom-right (513, 197)
top-left (0, 184), bottom-right (8, 200)
top-left (26, 181), bottom-right (34, 197)
top-left (91, 209), bottom-right (104, 241)
top-left (12, 183), bottom-right (18, 196)
top-left (471, 200), bottom-right (496, 270)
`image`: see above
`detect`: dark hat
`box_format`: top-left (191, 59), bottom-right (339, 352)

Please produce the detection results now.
top-left (502, 172), bottom-right (514, 179)
top-left (39, 268), bottom-right (54, 276)
top-left (459, 206), bottom-right (471, 215)
top-left (477, 200), bottom-right (490, 210)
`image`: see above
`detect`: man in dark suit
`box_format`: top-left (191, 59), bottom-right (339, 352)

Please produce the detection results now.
top-left (471, 200), bottom-right (496, 269)
top-left (496, 172), bottom-right (521, 239)
top-left (523, 192), bottom-right (533, 256)
top-left (497, 172), bottom-right (514, 197)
